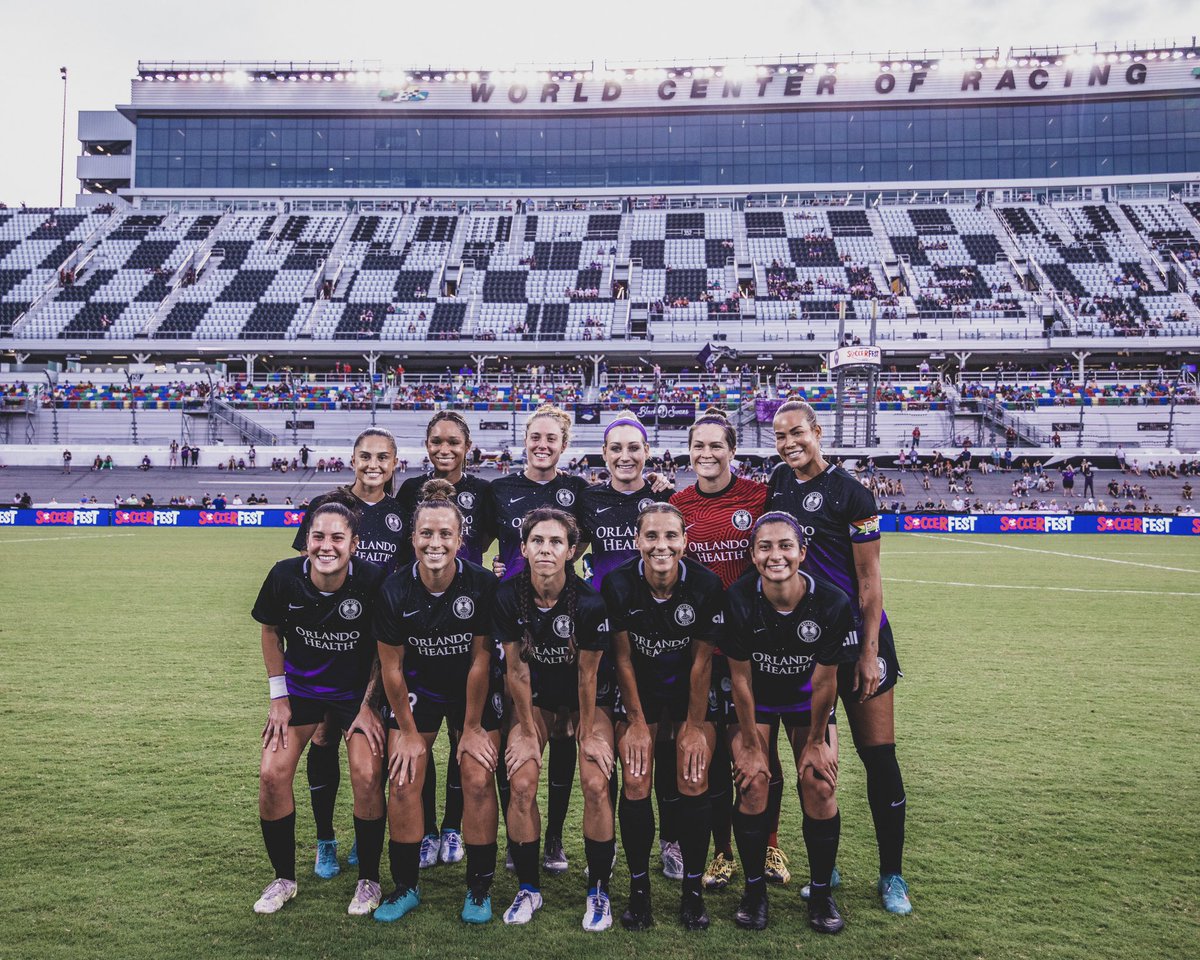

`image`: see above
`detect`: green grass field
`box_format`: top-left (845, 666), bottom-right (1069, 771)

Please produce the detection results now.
top-left (1, 529), bottom-right (1198, 960)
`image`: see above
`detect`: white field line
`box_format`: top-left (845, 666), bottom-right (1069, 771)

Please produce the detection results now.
top-left (910, 533), bottom-right (1200, 574)
top-left (0, 533), bottom-right (137, 544)
top-left (885, 576), bottom-right (1200, 597)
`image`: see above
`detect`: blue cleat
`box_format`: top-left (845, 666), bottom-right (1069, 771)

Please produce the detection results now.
top-left (374, 886), bottom-right (421, 922)
top-left (878, 873), bottom-right (913, 915)
top-left (347, 840), bottom-right (358, 866)
top-left (461, 889), bottom-right (493, 924)
top-left (800, 866), bottom-right (841, 901)
top-left (314, 839), bottom-right (340, 879)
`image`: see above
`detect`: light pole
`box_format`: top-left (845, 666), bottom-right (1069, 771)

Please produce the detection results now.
top-left (59, 67), bottom-right (68, 208)
top-left (125, 369), bottom-right (139, 445)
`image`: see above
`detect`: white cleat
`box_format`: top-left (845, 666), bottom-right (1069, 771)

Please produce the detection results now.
top-left (347, 879), bottom-right (382, 916)
top-left (582, 890), bottom-right (613, 932)
top-left (503, 889), bottom-right (544, 925)
top-left (253, 878), bottom-right (297, 915)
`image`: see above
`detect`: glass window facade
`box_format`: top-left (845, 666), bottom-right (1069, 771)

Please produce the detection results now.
top-left (134, 96), bottom-right (1200, 189)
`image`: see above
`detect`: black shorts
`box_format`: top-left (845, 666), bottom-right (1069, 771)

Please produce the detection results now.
top-left (756, 705), bottom-right (838, 732)
top-left (613, 677), bottom-right (692, 726)
top-left (288, 694), bottom-right (363, 731)
top-left (531, 654), bottom-right (616, 714)
top-left (384, 690), bottom-right (504, 734)
top-left (705, 656), bottom-right (738, 726)
top-left (837, 619), bottom-right (902, 700)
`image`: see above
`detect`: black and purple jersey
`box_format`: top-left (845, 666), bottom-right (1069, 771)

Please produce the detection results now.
top-left (396, 472), bottom-right (496, 566)
top-left (766, 462), bottom-right (886, 629)
top-left (578, 481), bottom-right (674, 585)
top-left (252, 557), bottom-right (385, 701)
top-left (291, 490), bottom-right (407, 575)
top-left (600, 556), bottom-right (725, 704)
top-left (723, 569), bottom-right (858, 714)
top-left (374, 558), bottom-right (497, 706)
top-left (487, 471), bottom-right (589, 581)
top-left (492, 575), bottom-right (611, 711)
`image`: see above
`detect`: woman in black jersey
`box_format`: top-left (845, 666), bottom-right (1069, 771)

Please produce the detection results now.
top-left (602, 503), bottom-right (723, 932)
top-left (768, 400), bottom-right (911, 916)
top-left (488, 404), bottom-right (589, 877)
top-left (251, 502), bottom-right (388, 917)
top-left (292, 428), bottom-right (405, 882)
top-left (722, 512), bottom-right (858, 934)
top-left (373, 480), bottom-right (501, 924)
top-left (396, 412), bottom-right (496, 870)
top-left (493, 508), bottom-right (616, 932)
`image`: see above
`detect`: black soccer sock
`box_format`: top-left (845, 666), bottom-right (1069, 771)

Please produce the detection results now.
top-left (860, 743), bottom-right (906, 876)
top-left (766, 774), bottom-right (784, 847)
top-left (732, 807), bottom-right (769, 896)
top-left (260, 811), bottom-right (296, 881)
top-left (442, 747), bottom-right (463, 832)
top-left (618, 794), bottom-right (654, 892)
top-left (353, 815), bottom-right (386, 883)
top-left (585, 836), bottom-right (616, 894)
top-left (421, 759), bottom-right (438, 837)
top-left (465, 842), bottom-right (498, 897)
top-left (387, 839), bottom-right (420, 892)
top-left (655, 738), bottom-right (680, 843)
top-left (801, 809), bottom-right (841, 897)
top-left (495, 743), bottom-right (511, 820)
top-left (306, 740), bottom-right (340, 842)
top-left (678, 794), bottom-right (712, 896)
top-left (708, 736), bottom-right (734, 857)
top-left (510, 838), bottom-right (540, 890)
top-left (608, 766), bottom-right (620, 811)
top-left (546, 736), bottom-right (576, 841)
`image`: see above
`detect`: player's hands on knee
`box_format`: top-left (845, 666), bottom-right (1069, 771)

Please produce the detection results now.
top-left (506, 728), bottom-right (542, 778)
top-left (581, 732), bottom-right (614, 779)
top-left (731, 730), bottom-right (768, 791)
top-left (621, 720), bottom-right (651, 778)
top-left (677, 722), bottom-right (708, 784)
top-left (458, 725), bottom-right (498, 771)
top-left (388, 733), bottom-right (426, 785)
top-left (262, 698), bottom-right (291, 752)
top-left (799, 740), bottom-right (838, 788)
top-left (350, 704), bottom-right (385, 756)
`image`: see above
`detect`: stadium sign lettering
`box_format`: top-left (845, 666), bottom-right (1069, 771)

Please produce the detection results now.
top-left (198, 510), bottom-right (266, 526)
top-left (0, 510), bottom-right (16, 525)
top-left (34, 509), bottom-right (100, 526)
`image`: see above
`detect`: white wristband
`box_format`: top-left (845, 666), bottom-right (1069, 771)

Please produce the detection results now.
top-left (268, 675), bottom-right (288, 700)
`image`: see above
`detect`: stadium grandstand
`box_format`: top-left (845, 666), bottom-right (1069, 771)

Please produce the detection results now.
top-left (2, 42), bottom-right (1199, 460)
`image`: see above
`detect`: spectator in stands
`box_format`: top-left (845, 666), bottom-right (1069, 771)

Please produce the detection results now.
top-left (1182, 482), bottom-right (1193, 501)
top-left (62, 449), bottom-right (72, 474)
top-left (139, 455), bottom-right (152, 471)
top-left (300, 445), bottom-right (312, 470)
top-left (1051, 431), bottom-right (1061, 448)
top-left (169, 440), bottom-right (179, 469)
top-left (249, 445), bottom-right (257, 469)
top-left (911, 426), bottom-right (920, 449)
top-left (102, 455), bottom-right (114, 470)
top-left (190, 446), bottom-right (199, 467)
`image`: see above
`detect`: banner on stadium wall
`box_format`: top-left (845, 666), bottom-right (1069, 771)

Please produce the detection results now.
top-left (828, 346), bottom-right (882, 370)
top-left (575, 405), bottom-right (600, 425)
top-left (1, 508), bottom-right (1197, 535)
top-left (628, 402), bottom-right (696, 425)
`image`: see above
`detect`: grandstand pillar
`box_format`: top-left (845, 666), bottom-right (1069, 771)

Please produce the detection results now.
top-left (1072, 351), bottom-right (1091, 383)
top-left (470, 355), bottom-right (497, 382)
top-left (14, 353), bottom-right (28, 366)
top-left (241, 353), bottom-right (259, 380)
top-left (954, 352), bottom-right (972, 375)
top-left (363, 352), bottom-right (380, 426)
top-left (134, 353), bottom-right (151, 365)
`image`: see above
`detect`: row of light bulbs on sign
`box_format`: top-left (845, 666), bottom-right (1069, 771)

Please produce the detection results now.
top-left (135, 49), bottom-right (1197, 86)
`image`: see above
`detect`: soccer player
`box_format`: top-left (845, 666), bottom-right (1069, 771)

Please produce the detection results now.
top-left (396, 412), bottom-right (497, 868)
top-left (577, 416), bottom-right (680, 879)
top-left (722, 512), bottom-right (857, 933)
top-left (251, 501), bottom-right (388, 916)
top-left (487, 404), bottom-right (590, 876)
top-left (290, 428), bottom-right (407, 881)
top-left (670, 408), bottom-right (775, 892)
top-left (373, 480), bottom-right (502, 923)
top-left (492, 508), bottom-right (616, 930)
top-left (602, 503), bottom-right (723, 931)
top-left (768, 399), bottom-right (912, 915)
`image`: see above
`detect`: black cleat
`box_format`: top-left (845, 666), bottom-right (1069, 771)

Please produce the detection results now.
top-left (620, 888), bottom-right (654, 931)
top-left (807, 893), bottom-right (845, 935)
top-left (679, 892), bottom-right (711, 931)
top-left (734, 889), bottom-right (769, 930)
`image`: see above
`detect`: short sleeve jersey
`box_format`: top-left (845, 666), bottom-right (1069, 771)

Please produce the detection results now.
top-left (291, 490), bottom-right (408, 575)
top-left (578, 481), bottom-right (674, 585)
top-left (765, 462), bottom-right (885, 629)
top-left (600, 556), bottom-right (726, 697)
top-left (488, 471), bottom-right (589, 580)
top-left (492, 575), bottom-right (611, 709)
top-left (252, 557), bottom-right (386, 700)
top-left (671, 476), bottom-right (768, 589)
top-left (723, 569), bottom-right (858, 711)
top-left (397, 473), bottom-right (496, 566)
top-left (374, 558), bottom-right (497, 704)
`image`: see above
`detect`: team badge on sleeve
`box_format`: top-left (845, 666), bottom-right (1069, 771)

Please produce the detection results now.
top-left (556, 489), bottom-right (576, 507)
top-left (731, 509), bottom-right (753, 530)
top-left (674, 603), bottom-right (696, 626)
top-left (453, 596), bottom-right (475, 619)
top-left (850, 515), bottom-right (881, 537)
top-left (385, 514), bottom-right (402, 531)
top-left (339, 598), bottom-right (363, 620)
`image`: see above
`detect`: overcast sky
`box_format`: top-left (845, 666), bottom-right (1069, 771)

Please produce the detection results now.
top-left (0, 0), bottom-right (1193, 205)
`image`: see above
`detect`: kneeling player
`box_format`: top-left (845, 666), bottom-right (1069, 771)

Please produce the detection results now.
top-left (494, 508), bottom-right (617, 930)
top-left (252, 502), bottom-right (388, 916)
top-left (723, 513), bottom-right (858, 934)
top-left (374, 480), bottom-right (501, 923)
top-left (602, 503), bottom-right (723, 931)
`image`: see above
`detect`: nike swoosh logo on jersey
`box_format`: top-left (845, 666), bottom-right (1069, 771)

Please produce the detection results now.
top-left (628, 609), bottom-right (643, 615)
top-left (596, 506), bottom-right (614, 514)
top-left (288, 603), bottom-right (304, 610)
top-left (508, 497), bottom-right (527, 505)
top-left (403, 610), bottom-right (421, 618)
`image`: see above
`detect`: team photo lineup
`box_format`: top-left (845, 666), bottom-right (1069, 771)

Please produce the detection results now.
top-left (251, 400), bottom-right (909, 935)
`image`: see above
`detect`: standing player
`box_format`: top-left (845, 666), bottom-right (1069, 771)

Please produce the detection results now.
top-left (251, 502), bottom-right (388, 916)
top-left (396, 412), bottom-right (497, 868)
top-left (493, 508), bottom-right (616, 930)
top-left (722, 512), bottom-right (858, 933)
top-left (602, 503), bottom-right (723, 931)
top-left (290, 428), bottom-right (406, 881)
top-left (768, 399), bottom-right (912, 915)
top-left (488, 404), bottom-right (590, 876)
top-left (372, 480), bottom-right (503, 923)
top-left (669, 408), bottom-right (775, 892)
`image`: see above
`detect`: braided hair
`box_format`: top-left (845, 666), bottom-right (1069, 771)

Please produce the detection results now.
top-left (516, 506), bottom-right (581, 664)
